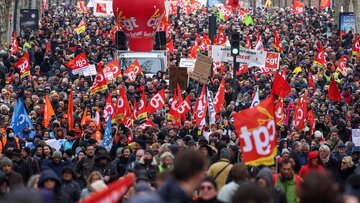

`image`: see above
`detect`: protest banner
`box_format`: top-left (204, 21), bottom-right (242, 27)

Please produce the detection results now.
top-left (211, 45), bottom-right (280, 69)
top-left (169, 67), bottom-right (188, 91)
top-left (179, 58), bottom-right (196, 72)
top-left (352, 129), bottom-right (360, 146)
top-left (190, 54), bottom-right (212, 84)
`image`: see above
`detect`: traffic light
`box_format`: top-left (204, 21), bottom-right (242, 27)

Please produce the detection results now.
top-left (230, 32), bottom-right (240, 56)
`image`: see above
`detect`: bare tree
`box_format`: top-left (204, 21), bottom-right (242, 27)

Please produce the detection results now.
top-left (344, 0), bottom-right (350, 12)
top-left (353, 0), bottom-right (360, 33)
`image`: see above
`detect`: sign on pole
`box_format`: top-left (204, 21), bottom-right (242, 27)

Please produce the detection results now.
top-left (169, 67), bottom-right (188, 90)
top-left (190, 54), bottom-right (212, 84)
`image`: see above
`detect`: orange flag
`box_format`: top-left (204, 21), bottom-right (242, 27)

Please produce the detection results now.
top-left (68, 91), bottom-right (74, 129)
top-left (273, 30), bottom-right (283, 53)
top-left (44, 95), bottom-right (55, 128)
top-left (81, 107), bottom-right (88, 126)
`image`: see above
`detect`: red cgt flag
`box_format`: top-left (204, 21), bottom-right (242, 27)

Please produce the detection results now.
top-left (214, 27), bottom-right (227, 46)
top-left (352, 34), bottom-right (360, 57)
top-left (236, 64), bottom-right (249, 76)
top-left (313, 41), bottom-right (327, 69)
top-left (137, 90), bottom-right (148, 120)
top-left (124, 59), bottom-right (142, 82)
top-left (103, 94), bottom-right (114, 119)
top-left (233, 96), bottom-right (277, 166)
top-left (15, 52), bottom-right (31, 78)
top-left (103, 59), bottom-right (121, 81)
top-left (274, 97), bottom-right (284, 126)
top-left (213, 78), bottom-right (225, 113)
top-left (90, 67), bottom-right (108, 96)
top-left (327, 78), bottom-right (341, 101)
top-left (307, 71), bottom-right (316, 89)
top-left (200, 34), bottom-right (211, 51)
top-left (293, 94), bottom-right (307, 131)
top-left (146, 89), bottom-right (166, 114)
top-left (10, 32), bottom-right (19, 56)
top-left (65, 52), bottom-right (89, 70)
top-left (166, 39), bottom-right (175, 53)
top-left (293, 0), bottom-right (304, 14)
top-left (271, 73), bottom-right (291, 98)
top-left (337, 55), bottom-right (347, 76)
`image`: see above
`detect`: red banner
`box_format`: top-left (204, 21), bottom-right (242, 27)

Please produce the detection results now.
top-left (233, 96), bottom-right (277, 166)
top-left (213, 78), bottom-right (225, 113)
top-left (293, 94), bottom-right (307, 131)
top-left (79, 173), bottom-right (135, 203)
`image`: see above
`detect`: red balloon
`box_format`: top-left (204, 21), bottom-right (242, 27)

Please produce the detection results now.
top-left (113, 0), bottom-right (165, 52)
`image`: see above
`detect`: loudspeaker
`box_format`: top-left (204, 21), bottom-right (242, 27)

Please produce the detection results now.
top-left (115, 31), bottom-right (128, 50)
top-left (154, 31), bottom-right (166, 50)
top-left (208, 15), bottom-right (217, 44)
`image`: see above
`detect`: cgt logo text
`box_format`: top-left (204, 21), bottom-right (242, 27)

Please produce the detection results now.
top-left (265, 52), bottom-right (279, 69)
top-left (239, 119), bottom-right (276, 155)
top-left (118, 15), bottom-right (163, 31)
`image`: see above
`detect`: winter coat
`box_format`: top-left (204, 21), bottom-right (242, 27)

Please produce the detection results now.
top-left (337, 165), bottom-right (356, 183)
top-left (128, 180), bottom-right (192, 203)
top-left (134, 157), bottom-right (159, 183)
top-left (41, 159), bottom-right (72, 178)
top-left (207, 158), bottom-right (233, 191)
top-left (90, 153), bottom-right (118, 183)
top-left (75, 156), bottom-right (95, 183)
top-left (111, 157), bottom-right (129, 178)
top-left (61, 179), bottom-right (81, 203)
top-left (13, 158), bottom-right (32, 183)
top-left (299, 151), bottom-right (325, 178)
top-left (6, 171), bottom-right (24, 191)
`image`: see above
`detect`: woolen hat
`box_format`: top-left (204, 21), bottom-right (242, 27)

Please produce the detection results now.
top-left (52, 151), bottom-right (62, 159)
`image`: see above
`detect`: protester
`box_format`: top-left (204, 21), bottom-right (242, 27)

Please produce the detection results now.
top-left (194, 177), bottom-right (221, 203)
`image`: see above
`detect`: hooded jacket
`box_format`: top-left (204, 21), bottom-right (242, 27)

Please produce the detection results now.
top-left (90, 152), bottom-right (118, 183)
top-left (38, 170), bottom-right (70, 203)
top-left (256, 168), bottom-right (287, 203)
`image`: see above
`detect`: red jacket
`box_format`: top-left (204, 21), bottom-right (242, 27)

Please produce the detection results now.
top-left (299, 151), bottom-right (325, 178)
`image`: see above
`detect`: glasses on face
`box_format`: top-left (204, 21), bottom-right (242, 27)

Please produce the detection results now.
top-left (341, 162), bottom-right (346, 165)
top-left (200, 185), bottom-right (214, 191)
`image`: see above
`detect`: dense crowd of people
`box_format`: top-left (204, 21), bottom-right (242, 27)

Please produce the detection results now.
top-left (0, 1), bottom-right (359, 203)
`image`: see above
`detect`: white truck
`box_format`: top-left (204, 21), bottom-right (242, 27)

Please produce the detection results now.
top-left (117, 50), bottom-right (168, 77)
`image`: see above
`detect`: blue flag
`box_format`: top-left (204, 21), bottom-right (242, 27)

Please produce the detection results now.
top-left (102, 115), bottom-right (112, 148)
top-left (10, 97), bottom-right (34, 135)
